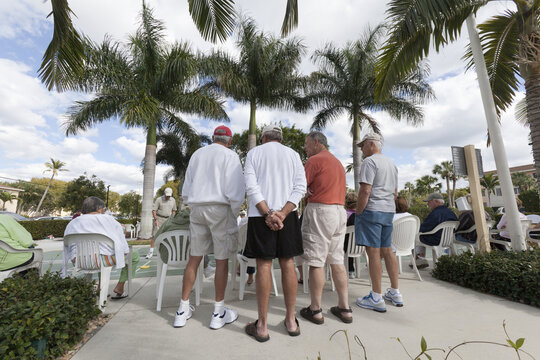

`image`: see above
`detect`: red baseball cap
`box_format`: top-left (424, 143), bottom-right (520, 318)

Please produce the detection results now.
top-left (213, 125), bottom-right (232, 137)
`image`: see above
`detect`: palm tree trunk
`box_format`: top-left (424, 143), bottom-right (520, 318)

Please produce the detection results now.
top-left (35, 173), bottom-right (54, 214)
top-left (352, 113), bottom-right (362, 193)
top-left (525, 76), bottom-right (540, 192)
top-left (248, 100), bottom-right (257, 150)
top-left (451, 176), bottom-right (457, 207)
top-left (139, 124), bottom-right (158, 239)
top-left (445, 176), bottom-right (451, 207)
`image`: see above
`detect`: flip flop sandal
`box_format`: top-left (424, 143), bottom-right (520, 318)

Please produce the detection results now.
top-left (111, 292), bottom-right (128, 300)
top-left (245, 320), bottom-right (270, 343)
top-left (300, 306), bottom-right (324, 325)
top-left (284, 318), bottom-right (300, 336)
top-left (330, 306), bottom-right (353, 324)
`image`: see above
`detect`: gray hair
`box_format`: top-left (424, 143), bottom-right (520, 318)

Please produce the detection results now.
top-left (263, 130), bottom-right (282, 142)
top-left (433, 198), bottom-right (444, 206)
top-left (307, 131), bottom-right (328, 148)
top-left (81, 196), bottom-right (105, 214)
top-left (368, 139), bottom-right (382, 150)
top-left (213, 135), bottom-right (232, 144)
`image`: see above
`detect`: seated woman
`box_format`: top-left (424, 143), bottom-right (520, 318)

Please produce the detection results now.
top-left (64, 196), bottom-right (139, 299)
top-left (0, 214), bottom-right (36, 272)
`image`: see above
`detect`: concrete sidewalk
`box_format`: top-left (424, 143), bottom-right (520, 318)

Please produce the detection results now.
top-left (71, 266), bottom-right (540, 360)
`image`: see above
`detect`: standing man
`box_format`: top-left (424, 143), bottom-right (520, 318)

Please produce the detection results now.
top-left (174, 125), bottom-right (245, 330)
top-left (244, 124), bottom-right (306, 342)
top-left (146, 187), bottom-right (177, 259)
top-left (355, 133), bottom-right (402, 313)
top-left (300, 131), bottom-right (352, 325)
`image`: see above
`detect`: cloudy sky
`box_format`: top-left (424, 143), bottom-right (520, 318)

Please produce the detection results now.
top-left (0, 0), bottom-right (532, 195)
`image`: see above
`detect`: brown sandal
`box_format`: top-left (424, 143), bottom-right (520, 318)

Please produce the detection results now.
top-left (285, 318), bottom-right (301, 336)
top-left (300, 306), bottom-right (324, 325)
top-left (330, 306), bottom-right (353, 324)
top-left (245, 320), bottom-right (270, 342)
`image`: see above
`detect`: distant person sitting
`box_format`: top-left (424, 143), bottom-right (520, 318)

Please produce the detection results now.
top-left (492, 198), bottom-right (527, 250)
top-left (414, 193), bottom-right (457, 268)
top-left (343, 192), bottom-right (358, 278)
top-left (0, 214), bottom-right (36, 272)
top-left (64, 196), bottom-right (140, 299)
top-left (455, 196), bottom-right (492, 244)
top-left (394, 196), bottom-right (412, 221)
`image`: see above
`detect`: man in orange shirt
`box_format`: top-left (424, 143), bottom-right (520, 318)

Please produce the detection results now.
top-left (300, 131), bottom-right (352, 325)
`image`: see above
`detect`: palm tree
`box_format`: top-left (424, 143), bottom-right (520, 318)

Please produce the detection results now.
top-left (308, 25), bottom-right (433, 191)
top-left (40, 0), bottom-right (298, 91)
top-left (511, 171), bottom-right (537, 192)
top-left (156, 129), bottom-right (211, 183)
top-left (415, 175), bottom-right (442, 197)
top-left (64, 3), bottom-right (228, 239)
top-left (35, 158), bottom-right (68, 214)
top-left (205, 17), bottom-right (306, 149)
top-left (432, 161), bottom-right (458, 207)
top-left (0, 192), bottom-right (17, 211)
top-left (480, 173), bottom-right (500, 207)
top-left (376, 0), bottom-right (540, 189)
top-left (404, 181), bottom-right (415, 202)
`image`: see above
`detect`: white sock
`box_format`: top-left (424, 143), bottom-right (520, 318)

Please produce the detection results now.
top-left (148, 248), bottom-right (154, 254)
top-left (214, 300), bottom-right (224, 315)
top-left (371, 291), bottom-right (382, 301)
top-left (390, 287), bottom-right (400, 294)
top-left (178, 299), bottom-right (189, 312)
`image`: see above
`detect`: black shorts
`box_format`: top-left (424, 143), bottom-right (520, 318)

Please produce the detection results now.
top-left (243, 211), bottom-right (303, 260)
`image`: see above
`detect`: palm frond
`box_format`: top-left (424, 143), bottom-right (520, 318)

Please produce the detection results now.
top-left (65, 93), bottom-right (127, 135)
top-left (188, 0), bottom-right (235, 43)
top-left (165, 89), bottom-right (229, 122)
top-left (515, 97), bottom-right (529, 126)
top-left (280, 0), bottom-right (299, 37)
top-left (39, 0), bottom-right (86, 91)
top-left (311, 106), bottom-right (346, 130)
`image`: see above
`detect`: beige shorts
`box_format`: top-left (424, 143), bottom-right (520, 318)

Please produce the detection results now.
top-left (152, 215), bottom-right (168, 236)
top-left (301, 203), bottom-right (347, 267)
top-left (189, 204), bottom-right (238, 260)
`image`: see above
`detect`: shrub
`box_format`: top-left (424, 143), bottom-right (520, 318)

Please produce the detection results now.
top-left (0, 271), bottom-right (101, 359)
top-left (20, 219), bottom-right (137, 240)
top-left (519, 189), bottom-right (540, 212)
top-left (432, 249), bottom-right (540, 307)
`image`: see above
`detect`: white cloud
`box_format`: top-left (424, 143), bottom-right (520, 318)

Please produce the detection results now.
top-left (113, 136), bottom-right (146, 160)
top-left (0, 0), bottom-right (49, 39)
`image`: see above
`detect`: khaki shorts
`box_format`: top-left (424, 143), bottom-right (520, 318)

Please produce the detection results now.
top-left (152, 215), bottom-right (168, 236)
top-left (301, 203), bottom-right (347, 267)
top-left (189, 204), bottom-right (238, 260)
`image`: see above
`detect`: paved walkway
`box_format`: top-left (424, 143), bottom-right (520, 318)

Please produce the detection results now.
top-left (67, 260), bottom-right (539, 360)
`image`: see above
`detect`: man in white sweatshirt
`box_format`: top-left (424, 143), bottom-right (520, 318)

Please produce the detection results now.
top-left (243, 124), bottom-right (307, 342)
top-left (174, 125), bottom-right (245, 330)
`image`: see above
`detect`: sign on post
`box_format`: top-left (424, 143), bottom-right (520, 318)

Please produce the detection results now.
top-left (452, 146), bottom-right (484, 177)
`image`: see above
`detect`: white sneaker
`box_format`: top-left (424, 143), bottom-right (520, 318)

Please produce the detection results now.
top-left (383, 288), bottom-right (404, 307)
top-left (204, 265), bottom-right (216, 278)
top-left (348, 271), bottom-right (355, 279)
top-left (145, 249), bottom-right (154, 259)
top-left (209, 307), bottom-right (238, 330)
top-left (173, 305), bottom-right (194, 328)
top-left (356, 292), bottom-right (387, 313)
top-left (409, 257), bottom-right (429, 269)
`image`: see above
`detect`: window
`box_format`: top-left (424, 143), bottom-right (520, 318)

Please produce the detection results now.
top-left (496, 188), bottom-right (502, 196)
top-left (482, 189), bottom-right (486, 196)
top-left (514, 187), bottom-right (520, 195)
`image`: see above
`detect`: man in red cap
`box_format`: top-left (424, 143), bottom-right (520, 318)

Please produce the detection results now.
top-left (175, 125), bottom-right (245, 330)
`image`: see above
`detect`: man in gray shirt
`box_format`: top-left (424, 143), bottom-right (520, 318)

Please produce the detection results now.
top-left (354, 133), bottom-right (402, 313)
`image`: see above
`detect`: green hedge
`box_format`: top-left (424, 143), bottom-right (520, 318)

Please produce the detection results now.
top-left (20, 219), bottom-right (138, 240)
top-left (432, 249), bottom-right (540, 307)
top-left (0, 271), bottom-right (101, 359)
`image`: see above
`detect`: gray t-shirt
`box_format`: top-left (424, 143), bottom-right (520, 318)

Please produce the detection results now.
top-left (153, 196), bottom-right (177, 217)
top-left (358, 153), bottom-right (398, 212)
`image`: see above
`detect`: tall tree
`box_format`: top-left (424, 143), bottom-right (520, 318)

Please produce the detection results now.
top-left (308, 25), bottom-right (433, 191)
top-left (40, 0), bottom-right (298, 91)
top-left (35, 158), bottom-right (68, 214)
top-left (432, 161), bottom-right (458, 207)
top-left (63, 4), bottom-right (228, 239)
top-left (415, 175), bottom-right (442, 197)
top-left (376, 0), bottom-right (540, 190)
top-left (206, 17), bottom-right (306, 149)
top-left (480, 173), bottom-right (500, 207)
top-left (59, 174), bottom-right (107, 212)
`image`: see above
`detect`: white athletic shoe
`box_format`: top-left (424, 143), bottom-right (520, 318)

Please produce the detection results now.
top-left (383, 288), bottom-right (404, 307)
top-left (145, 249), bottom-right (154, 259)
top-left (173, 305), bottom-right (194, 328)
top-left (209, 307), bottom-right (239, 330)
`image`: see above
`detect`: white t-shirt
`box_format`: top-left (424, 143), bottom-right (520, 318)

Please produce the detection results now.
top-left (244, 142), bottom-right (306, 217)
top-left (359, 153), bottom-right (398, 213)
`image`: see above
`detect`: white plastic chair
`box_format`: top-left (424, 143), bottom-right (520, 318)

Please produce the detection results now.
top-left (135, 222), bottom-right (140, 239)
top-left (343, 225), bottom-right (367, 279)
top-left (236, 224), bottom-right (278, 300)
top-left (417, 221), bottom-right (460, 266)
top-left (454, 220), bottom-right (496, 253)
top-left (490, 219), bottom-right (532, 251)
top-left (302, 262), bottom-right (335, 294)
top-left (63, 233), bottom-right (132, 309)
top-left (0, 240), bottom-right (43, 283)
top-left (124, 224), bottom-right (135, 239)
top-left (526, 214), bottom-right (540, 225)
top-left (155, 230), bottom-right (202, 311)
top-left (391, 215), bottom-right (422, 281)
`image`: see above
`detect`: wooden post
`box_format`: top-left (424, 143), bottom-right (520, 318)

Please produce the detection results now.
top-left (464, 145), bottom-right (491, 253)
